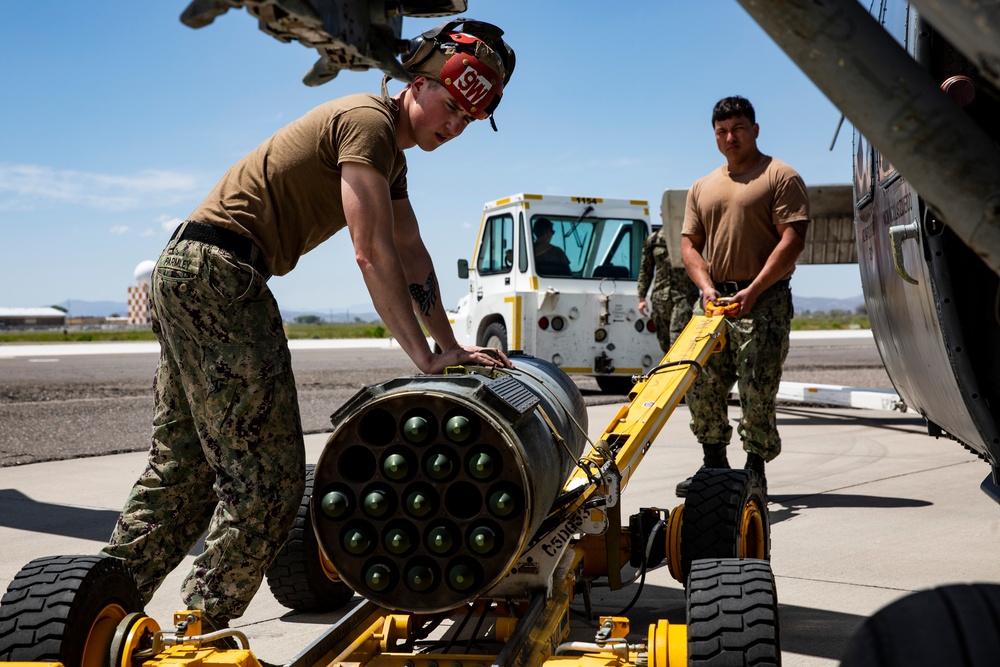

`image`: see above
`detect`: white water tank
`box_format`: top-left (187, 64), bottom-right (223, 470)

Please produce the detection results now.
top-left (134, 260), bottom-right (156, 286)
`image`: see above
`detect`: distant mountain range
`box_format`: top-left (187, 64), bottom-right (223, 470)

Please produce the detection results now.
top-left (59, 300), bottom-right (132, 318)
top-left (794, 294), bottom-right (865, 314)
top-left (56, 294), bottom-right (866, 320)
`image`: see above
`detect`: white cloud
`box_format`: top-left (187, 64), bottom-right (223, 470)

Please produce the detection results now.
top-left (157, 215), bottom-right (184, 233)
top-left (0, 163), bottom-right (202, 212)
top-left (109, 225), bottom-right (131, 235)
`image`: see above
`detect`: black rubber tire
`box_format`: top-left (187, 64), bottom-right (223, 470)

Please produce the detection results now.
top-left (0, 555), bottom-right (143, 667)
top-left (265, 464), bottom-right (355, 612)
top-left (479, 321), bottom-right (508, 352)
top-left (687, 558), bottom-right (780, 666)
top-left (841, 584), bottom-right (1000, 666)
top-left (680, 468), bottom-right (769, 582)
top-left (594, 375), bottom-right (635, 395)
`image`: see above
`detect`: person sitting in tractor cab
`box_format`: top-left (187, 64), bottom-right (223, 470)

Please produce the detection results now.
top-left (533, 217), bottom-right (572, 276)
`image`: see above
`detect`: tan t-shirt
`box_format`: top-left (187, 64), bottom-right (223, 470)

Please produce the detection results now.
top-left (189, 92), bottom-right (408, 276)
top-left (682, 156), bottom-right (809, 283)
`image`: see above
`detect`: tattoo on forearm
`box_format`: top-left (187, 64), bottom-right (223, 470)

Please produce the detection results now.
top-left (409, 271), bottom-right (438, 317)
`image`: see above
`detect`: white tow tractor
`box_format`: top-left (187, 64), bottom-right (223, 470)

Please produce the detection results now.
top-left (448, 193), bottom-right (662, 393)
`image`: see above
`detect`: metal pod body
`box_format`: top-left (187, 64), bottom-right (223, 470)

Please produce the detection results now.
top-left (312, 353), bottom-right (588, 613)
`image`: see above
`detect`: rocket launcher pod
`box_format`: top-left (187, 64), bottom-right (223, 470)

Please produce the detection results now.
top-left (312, 353), bottom-right (588, 613)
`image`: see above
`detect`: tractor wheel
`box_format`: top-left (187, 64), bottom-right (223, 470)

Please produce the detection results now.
top-left (841, 584), bottom-right (1000, 666)
top-left (480, 321), bottom-right (508, 352)
top-left (0, 555), bottom-right (143, 667)
top-left (595, 375), bottom-right (635, 395)
top-left (680, 468), bottom-right (769, 581)
top-left (687, 558), bottom-right (780, 666)
top-left (265, 464), bottom-right (355, 612)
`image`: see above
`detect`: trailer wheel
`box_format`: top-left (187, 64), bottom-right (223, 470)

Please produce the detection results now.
top-left (687, 558), bottom-right (780, 666)
top-left (0, 555), bottom-right (143, 667)
top-left (680, 468), bottom-right (769, 582)
top-left (841, 584), bottom-right (1000, 666)
top-left (108, 612), bottom-right (159, 667)
top-left (480, 321), bottom-right (508, 352)
top-left (595, 375), bottom-right (635, 395)
top-left (265, 464), bottom-right (355, 611)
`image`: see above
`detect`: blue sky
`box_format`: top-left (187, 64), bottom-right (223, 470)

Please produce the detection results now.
top-left (1, 1), bottom-right (862, 315)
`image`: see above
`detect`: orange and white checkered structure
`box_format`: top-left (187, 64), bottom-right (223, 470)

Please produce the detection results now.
top-left (127, 283), bottom-right (150, 325)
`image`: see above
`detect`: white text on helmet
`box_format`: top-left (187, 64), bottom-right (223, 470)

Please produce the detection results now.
top-left (455, 66), bottom-right (493, 106)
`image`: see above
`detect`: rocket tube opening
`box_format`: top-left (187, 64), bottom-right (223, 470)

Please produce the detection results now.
top-left (358, 408), bottom-right (396, 446)
top-left (446, 557), bottom-right (483, 593)
top-left (318, 484), bottom-right (354, 520)
top-left (442, 408), bottom-right (480, 444)
top-left (403, 483), bottom-right (439, 519)
top-left (400, 408), bottom-right (437, 445)
top-left (423, 446), bottom-right (458, 481)
top-left (339, 446), bottom-right (377, 482)
top-left (425, 520), bottom-right (461, 556)
top-left (444, 480), bottom-right (484, 519)
top-left (381, 447), bottom-right (417, 482)
top-left (467, 520), bottom-right (502, 556)
top-left (465, 445), bottom-right (501, 481)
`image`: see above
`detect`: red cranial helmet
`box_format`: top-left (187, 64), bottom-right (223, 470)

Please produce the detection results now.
top-left (402, 19), bottom-right (515, 127)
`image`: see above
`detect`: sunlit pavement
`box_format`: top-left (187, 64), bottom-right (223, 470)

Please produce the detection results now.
top-left (1, 397), bottom-right (995, 666)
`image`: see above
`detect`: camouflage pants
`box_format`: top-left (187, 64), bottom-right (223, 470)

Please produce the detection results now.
top-left (102, 233), bottom-right (305, 622)
top-left (650, 268), bottom-right (700, 353)
top-left (686, 283), bottom-right (793, 462)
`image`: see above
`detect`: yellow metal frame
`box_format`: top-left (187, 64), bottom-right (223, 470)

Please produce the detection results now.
top-left (565, 314), bottom-right (727, 499)
top-left (48, 315), bottom-right (740, 667)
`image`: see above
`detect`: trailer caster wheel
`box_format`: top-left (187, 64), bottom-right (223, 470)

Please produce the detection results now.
top-left (108, 612), bottom-right (159, 667)
top-left (0, 555), bottom-right (144, 667)
top-left (687, 558), bottom-right (780, 666)
top-left (665, 504), bottom-right (685, 583)
top-left (680, 468), bottom-right (769, 582)
top-left (266, 464), bottom-right (355, 612)
top-left (647, 619), bottom-right (687, 667)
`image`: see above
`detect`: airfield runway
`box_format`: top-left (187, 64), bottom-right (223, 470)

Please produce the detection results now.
top-left (0, 332), bottom-right (890, 467)
top-left (5, 333), bottom-right (993, 667)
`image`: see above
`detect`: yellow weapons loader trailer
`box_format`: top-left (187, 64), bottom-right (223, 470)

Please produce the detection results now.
top-left (0, 314), bottom-right (774, 667)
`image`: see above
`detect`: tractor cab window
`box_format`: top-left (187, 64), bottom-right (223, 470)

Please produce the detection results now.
top-left (477, 214), bottom-right (514, 275)
top-left (531, 214), bottom-right (647, 280)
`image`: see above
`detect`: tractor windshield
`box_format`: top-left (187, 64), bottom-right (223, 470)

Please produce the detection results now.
top-left (530, 214), bottom-right (647, 279)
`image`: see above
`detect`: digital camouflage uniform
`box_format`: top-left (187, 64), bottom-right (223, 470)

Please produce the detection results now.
top-left (102, 233), bottom-right (305, 621)
top-left (685, 283), bottom-right (793, 461)
top-left (98, 90), bottom-right (402, 624)
top-left (681, 151), bottom-right (809, 471)
top-left (99, 24), bottom-right (514, 621)
top-left (637, 228), bottom-right (700, 353)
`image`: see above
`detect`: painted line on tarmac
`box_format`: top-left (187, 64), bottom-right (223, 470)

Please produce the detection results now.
top-left (789, 329), bottom-right (873, 340)
top-left (0, 338), bottom-right (407, 359)
top-left (0, 330), bottom-right (869, 359)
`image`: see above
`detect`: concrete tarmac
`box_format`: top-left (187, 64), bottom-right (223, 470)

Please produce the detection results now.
top-left (2, 401), bottom-right (998, 666)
